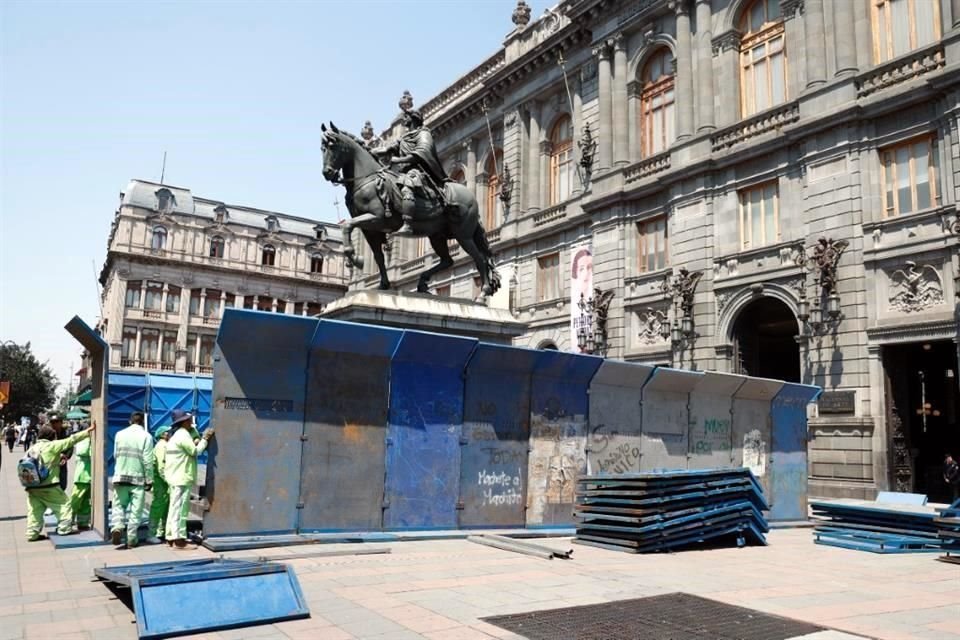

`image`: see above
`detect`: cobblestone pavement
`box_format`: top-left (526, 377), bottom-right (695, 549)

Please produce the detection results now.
top-left (1, 456), bottom-right (957, 640)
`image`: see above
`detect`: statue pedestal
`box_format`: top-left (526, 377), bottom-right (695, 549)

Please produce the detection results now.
top-left (321, 290), bottom-right (526, 344)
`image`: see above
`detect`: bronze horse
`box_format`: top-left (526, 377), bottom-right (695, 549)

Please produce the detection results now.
top-left (321, 123), bottom-right (500, 301)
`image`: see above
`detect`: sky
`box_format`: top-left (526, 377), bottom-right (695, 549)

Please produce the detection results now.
top-left (0, 0), bottom-right (554, 398)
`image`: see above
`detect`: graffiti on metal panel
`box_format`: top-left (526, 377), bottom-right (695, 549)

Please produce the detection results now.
top-left (691, 417), bottom-right (731, 456)
top-left (222, 397), bottom-right (294, 413)
top-left (742, 429), bottom-right (767, 477)
top-left (596, 442), bottom-right (641, 474)
top-left (528, 416), bottom-right (586, 523)
top-left (478, 468), bottom-right (523, 506)
top-left (589, 423), bottom-right (616, 453)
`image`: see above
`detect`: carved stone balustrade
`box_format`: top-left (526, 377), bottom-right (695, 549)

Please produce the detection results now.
top-left (856, 44), bottom-right (945, 98)
top-left (710, 101), bottom-right (799, 153)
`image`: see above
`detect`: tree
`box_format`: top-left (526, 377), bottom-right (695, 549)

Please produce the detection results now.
top-left (0, 342), bottom-right (58, 423)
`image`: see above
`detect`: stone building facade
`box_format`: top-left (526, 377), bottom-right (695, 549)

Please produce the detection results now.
top-left (97, 179), bottom-right (347, 375)
top-left (352, 0), bottom-right (960, 500)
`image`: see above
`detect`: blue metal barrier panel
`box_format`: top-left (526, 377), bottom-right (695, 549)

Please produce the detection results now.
top-left (769, 383), bottom-right (820, 522)
top-left (95, 559), bottom-right (309, 639)
top-left (587, 361), bottom-right (654, 475)
top-left (205, 310), bottom-right (318, 537)
top-left (193, 375), bottom-right (212, 464)
top-left (460, 344), bottom-right (538, 528)
top-left (688, 372), bottom-right (747, 471)
top-left (640, 367), bottom-right (704, 472)
top-left (527, 350), bottom-right (603, 526)
top-left (384, 331), bottom-right (476, 530)
top-left (107, 373), bottom-right (148, 478)
top-left (146, 374), bottom-right (195, 433)
top-left (299, 320), bottom-right (403, 532)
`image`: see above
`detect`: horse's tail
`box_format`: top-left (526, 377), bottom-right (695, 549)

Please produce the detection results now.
top-left (474, 224), bottom-right (501, 295)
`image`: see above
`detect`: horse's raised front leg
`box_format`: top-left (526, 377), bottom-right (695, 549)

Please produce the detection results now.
top-left (362, 229), bottom-right (391, 290)
top-left (457, 232), bottom-right (490, 304)
top-left (417, 234), bottom-right (454, 293)
top-left (340, 213), bottom-right (382, 270)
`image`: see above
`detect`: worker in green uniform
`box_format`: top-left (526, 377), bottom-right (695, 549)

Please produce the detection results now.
top-left (148, 425), bottom-right (171, 541)
top-left (165, 410), bottom-right (214, 549)
top-left (24, 422), bottom-right (96, 541)
top-left (110, 411), bottom-right (154, 548)
top-left (69, 431), bottom-right (93, 530)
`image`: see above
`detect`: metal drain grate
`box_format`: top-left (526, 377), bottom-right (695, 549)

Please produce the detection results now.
top-left (483, 592), bottom-right (825, 640)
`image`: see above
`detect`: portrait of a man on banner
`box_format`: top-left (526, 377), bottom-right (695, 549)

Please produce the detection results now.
top-left (570, 246), bottom-right (593, 352)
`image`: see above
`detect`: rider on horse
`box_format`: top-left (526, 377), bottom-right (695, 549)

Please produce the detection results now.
top-left (371, 108), bottom-right (449, 235)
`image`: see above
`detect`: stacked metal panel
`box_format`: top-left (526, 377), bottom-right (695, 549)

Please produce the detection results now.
top-left (936, 499), bottom-right (960, 564)
top-left (811, 499), bottom-right (960, 554)
top-left (573, 468), bottom-right (770, 554)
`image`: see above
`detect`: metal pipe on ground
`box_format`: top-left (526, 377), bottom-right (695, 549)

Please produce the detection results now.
top-left (481, 534), bottom-right (573, 558)
top-left (467, 535), bottom-right (572, 560)
top-left (232, 547), bottom-right (393, 563)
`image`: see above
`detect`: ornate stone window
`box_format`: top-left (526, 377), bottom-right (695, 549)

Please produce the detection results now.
top-left (155, 188), bottom-right (175, 213)
top-left (214, 204), bottom-right (229, 224)
top-left (143, 281), bottom-right (164, 311)
top-left (637, 216), bottom-right (669, 273)
top-left (265, 215), bottom-right (279, 232)
top-left (166, 285), bottom-right (181, 313)
top-left (203, 290), bottom-right (221, 319)
top-left (209, 235), bottom-right (225, 258)
top-left (310, 254), bottom-right (324, 274)
top-left (549, 115), bottom-right (573, 205)
top-left (739, 0), bottom-right (787, 117)
top-left (871, 0), bottom-right (940, 63)
top-left (121, 327), bottom-right (137, 361)
top-left (880, 135), bottom-right (939, 217)
top-left (639, 49), bottom-right (675, 157)
top-left (537, 252), bottom-right (560, 302)
top-left (151, 226), bottom-right (168, 250)
top-left (485, 150), bottom-right (504, 229)
top-left (738, 181), bottom-right (780, 249)
top-left (261, 244), bottom-right (276, 266)
top-left (161, 331), bottom-right (178, 366)
top-left (139, 328), bottom-right (159, 364)
top-left (124, 281), bottom-right (142, 309)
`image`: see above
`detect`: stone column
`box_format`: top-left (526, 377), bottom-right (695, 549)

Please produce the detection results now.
top-left (177, 285), bottom-right (191, 349)
top-left (539, 140), bottom-right (552, 207)
top-left (527, 102), bottom-right (542, 211)
top-left (465, 139), bottom-right (477, 197)
top-left (595, 42), bottom-right (613, 169)
top-left (805, 0), bottom-right (827, 89)
top-left (853, 0), bottom-right (870, 69)
top-left (134, 328), bottom-right (142, 365)
top-left (161, 284), bottom-right (169, 316)
top-left (695, 0), bottom-right (715, 132)
top-left (833, 0), bottom-right (857, 76)
top-left (954, 0), bottom-right (960, 29)
top-left (219, 290), bottom-right (227, 318)
top-left (612, 33), bottom-right (629, 166)
top-left (672, 0), bottom-right (694, 140)
top-left (627, 81), bottom-right (639, 161)
top-left (476, 174), bottom-right (489, 226)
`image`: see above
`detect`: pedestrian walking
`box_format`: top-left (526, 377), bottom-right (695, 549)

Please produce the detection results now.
top-left (944, 453), bottom-right (960, 502)
top-left (4, 424), bottom-right (17, 452)
top-left (148, 425), bottom-right (172, 541)
top-left (165, 410), bottom-right (214, 549)
top-left (69, 434), bottom-right (93, 530)
top-left (110, 412), bottom-right (154, 548)
top-left (20, 422), bottom-right (96, 541)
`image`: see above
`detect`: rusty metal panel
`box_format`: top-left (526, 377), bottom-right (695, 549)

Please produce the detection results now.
top-left (527, 350), bottom-right (603, 527)
top-left (298, 320), bottom-right (402, 532)
top-left (640, 368), bottom-right (703, 471)
top-left (459, 344), bottom-right (538, 528)
top-left (769, 383), bottom-right (820, 521)
top-left (688, 372), bottom-right (747, 470)
top-left (587, 361), bottom-right (654, 475)
top-left (205, 310), bottom-right (317, 537)
top-left (383, 331), bottom-right (476, 530)
top-left (732, 377), bottom-right (784, 500)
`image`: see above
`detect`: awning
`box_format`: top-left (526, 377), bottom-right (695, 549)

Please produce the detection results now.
top-left (66, 409), bottom-right (89, 420)
top-left (73, 389), bottom-right (92, 405)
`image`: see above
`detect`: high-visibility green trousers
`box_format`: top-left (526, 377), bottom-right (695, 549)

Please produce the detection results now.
top-left (111, 484), bottom-right (145, 547)
top-left (26, 486), bottom-right (73, 541)
top-left (166, 485), bottom-right (191, 541)
top-left (69, 482), bottom-right (91, 528)
top-left (148, 478), bottom-right (169, 539)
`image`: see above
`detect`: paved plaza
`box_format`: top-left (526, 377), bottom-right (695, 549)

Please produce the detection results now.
top-left (0, 460), bottom-right (956, 640)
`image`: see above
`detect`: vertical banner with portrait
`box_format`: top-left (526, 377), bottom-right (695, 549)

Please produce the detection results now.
top-left (570, 246), bottom-right (593, 352)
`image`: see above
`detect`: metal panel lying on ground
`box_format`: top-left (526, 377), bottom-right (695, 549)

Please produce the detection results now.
top-left (587, 361), bottom-right (654, 476)
top-left (460, 344), bottom-right (538, 528)
top-left (205, 310), bottom-right (318, 537)
top-left (769, 383), bottom-right (819, 521)
top-left (95, 558), bottom-right (309, 639)
top-left (299, 320), bottom-right (402, 532)
top-left (527, 350), bottom-right (603, 526)
top-left (384, 330), bottom-right (476, 529)
top-left (640, 368), bottom-right (704, 471)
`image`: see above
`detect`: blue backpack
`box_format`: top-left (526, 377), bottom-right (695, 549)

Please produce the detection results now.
top-left (17, 447), bottom-right (50, 488)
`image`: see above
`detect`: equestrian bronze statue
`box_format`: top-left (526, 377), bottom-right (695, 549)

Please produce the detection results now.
top-left (321, 117), bottom-right (501, 302)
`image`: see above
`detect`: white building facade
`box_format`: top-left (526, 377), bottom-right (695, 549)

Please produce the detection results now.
top-left (352, 0), bottom-right (960, 500)
top-left (98, 180), bottom-right (348, 376)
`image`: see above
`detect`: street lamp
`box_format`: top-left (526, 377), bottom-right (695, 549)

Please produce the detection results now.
top-left (663, 268), bottom-right (702, 362)
top-left (794, 237), bottom-right (848, 342)
top-left (576, 289), bottom-right (614, 356)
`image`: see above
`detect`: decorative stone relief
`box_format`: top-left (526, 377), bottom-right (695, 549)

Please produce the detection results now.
top-left (637, 308), bottom-right (667, 345)
top-left (715, 290), bottom-right (732, 312)
top-left (888, 261), bottom-right (944, 313)
top-left (537, 7), bottom-right (561, 41)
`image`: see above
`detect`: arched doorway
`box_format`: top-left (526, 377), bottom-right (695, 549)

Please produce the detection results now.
top-left (537, 340), bottom-right (559, 350)
top-left (732, 297), bottom-right (800, 382)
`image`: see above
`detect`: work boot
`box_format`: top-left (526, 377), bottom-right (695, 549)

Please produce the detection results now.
top-left (110, 529), bottom-right (122, 545)
top-left (172, 539), bottom-right (197, 551)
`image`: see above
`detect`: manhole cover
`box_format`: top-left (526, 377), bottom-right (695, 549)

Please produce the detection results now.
top-left (483, 592), bottom-right (825, 640)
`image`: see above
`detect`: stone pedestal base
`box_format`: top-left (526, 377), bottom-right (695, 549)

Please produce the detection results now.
top-left (321, 290), bottom-right (527, 344)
